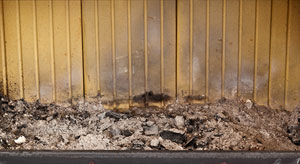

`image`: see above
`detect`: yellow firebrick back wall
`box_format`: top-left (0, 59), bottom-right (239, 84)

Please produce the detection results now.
top-left (0, 0), bottom-right (299, 111)
top-left (82, 0), bottom-right (176, 109)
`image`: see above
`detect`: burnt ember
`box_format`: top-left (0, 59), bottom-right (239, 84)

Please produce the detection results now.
top-left (160, 130), bottom-right (185, 144)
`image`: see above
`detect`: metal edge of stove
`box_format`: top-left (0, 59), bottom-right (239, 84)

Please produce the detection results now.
top-left (1, 151), bottom-right (300, 164)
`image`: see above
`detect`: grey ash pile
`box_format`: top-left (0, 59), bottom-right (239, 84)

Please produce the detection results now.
top-left (0, 96), bottom-right (300, 151)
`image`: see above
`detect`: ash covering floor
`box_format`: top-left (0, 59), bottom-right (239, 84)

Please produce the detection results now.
top-left (1, 97), bottom-right (300, 151)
